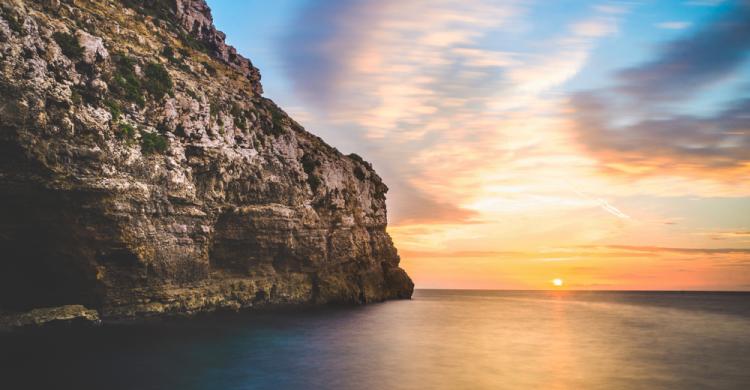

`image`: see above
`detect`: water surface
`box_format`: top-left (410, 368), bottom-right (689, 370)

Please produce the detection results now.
top-left (2, 290), bottom-right (750, 389)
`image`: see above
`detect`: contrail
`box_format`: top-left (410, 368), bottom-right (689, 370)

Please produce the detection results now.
top-left (598, 199), bottom-right (631, 219)
top-left (569, 187), bottom-right (632, 220)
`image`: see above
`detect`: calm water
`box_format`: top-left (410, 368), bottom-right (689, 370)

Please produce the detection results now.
top-left (2, 290), bottom-right (750, 389)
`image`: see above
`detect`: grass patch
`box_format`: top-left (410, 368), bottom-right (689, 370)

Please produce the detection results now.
top-left (122, 0), bottom-right (176, 26)
top-left (179, 30), bottom-right (209, 53)
top-left (53, 32), bottom-right (83, 60)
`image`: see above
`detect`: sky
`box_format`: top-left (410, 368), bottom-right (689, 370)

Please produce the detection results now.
top-left (207, 0), bottom-right (750, 290)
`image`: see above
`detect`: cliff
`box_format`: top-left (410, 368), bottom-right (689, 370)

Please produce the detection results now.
top-left (0, 0), bottom-right (412, 327)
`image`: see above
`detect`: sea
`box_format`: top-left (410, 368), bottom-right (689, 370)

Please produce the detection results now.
top-left (2, 290), bottom-right (750, 390)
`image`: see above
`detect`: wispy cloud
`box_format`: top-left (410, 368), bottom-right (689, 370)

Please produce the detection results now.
top-left (593, 244), bottom-right (750, 255)
top-left (570, 94), bottom-right (750, 176)
top-left (569, 1), bottom-right (750, 183)
top-left (281, 0), bottom-right (626, 224)
top-left (402, 244), bottom-right (750, 258)
top-left (655, 21), bottom-right (692, 30)
top-left (686, 0), bottom-right (725, 6)
top-left (618, 2), bottom-right (750, 101)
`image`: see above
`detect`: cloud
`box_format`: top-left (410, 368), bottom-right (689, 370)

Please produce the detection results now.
top-left (617, 2), bottom-right (750, 101)
top-left (280, 0), bottom-right (386, 107)
top-left (400, 244), bottom-right (750, 258)
top-left (570, 93), bottom-right (750, 176)
top-left (686, 0), bottom-right (725, 6)
top-left (388, 184), bottom-right (480, 225)
top-left (399, 250), bottom-right (524, 258)
top-left (281, 0), bottom-right (521, 114)
top-left (597, 245), bottom-right (750, 255)
top-left (567, 2), bottom-right (750, 181)
top-left (655, 21), bottom-right (692, 30)
top-left (699, 230), bottom-right (750, 241)
top-left (572, 19), bottom-right (618, 37)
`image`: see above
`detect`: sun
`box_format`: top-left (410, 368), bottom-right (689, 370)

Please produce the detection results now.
top-left (552, 278), bottom-right (564, 287)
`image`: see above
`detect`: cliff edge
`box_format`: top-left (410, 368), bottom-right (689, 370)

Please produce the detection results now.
top-left (0, 0), bottom-right (413, 326)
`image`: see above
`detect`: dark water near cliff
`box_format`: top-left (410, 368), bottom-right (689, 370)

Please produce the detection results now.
top-left (2, 290), bottom-right (750, 390)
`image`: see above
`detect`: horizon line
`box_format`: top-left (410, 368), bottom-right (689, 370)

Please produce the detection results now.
top-left (413, 288), bottom-right (750, 293)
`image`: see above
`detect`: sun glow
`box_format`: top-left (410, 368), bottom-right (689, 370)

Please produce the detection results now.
top-left (552, 278), bottom-right (564, 287)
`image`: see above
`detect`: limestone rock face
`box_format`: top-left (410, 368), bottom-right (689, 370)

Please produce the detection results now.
top-left (0, 0), bottom-right (413, 322)
top-left (0, 305), bottom-right (101, 331)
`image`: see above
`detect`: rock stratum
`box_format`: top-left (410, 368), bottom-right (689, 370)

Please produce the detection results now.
top-left (0, 0), bottom-right (413, 327)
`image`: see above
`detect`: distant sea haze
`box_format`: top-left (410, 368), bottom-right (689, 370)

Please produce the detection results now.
top-left (3, 290), bottom-right (750, 389)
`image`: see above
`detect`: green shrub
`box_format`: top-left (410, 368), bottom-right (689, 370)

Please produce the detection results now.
top-left (104, 99), bottom-right (121, 121)
top-left (143, 62), bottom-right (173, 99)
top-left (301, 153), bottom-right (319, 174)
top-left (162, 46), bottom-right (175, 61)
top-left (111, 55), bottom-right (144, 106)
top-left (348, 153), bottom-right (365, 164)
top-left (140, 130), bottom-right (168, 154)
top-left (4, 11), bottom-right (23, 34)
top-left (230, 103), bottom-right (247, 129)
top-left (118, 123), bottom-right (136, 140)
top-left (301, 153), bottom-right (322, 190)
top-left (53, 32), bottom-right (83, 59)
top-left (209, 100), bottom-right (221, 118)
top-left (307, 175), bottom-right (322, 191)
top-left (233, 115), bottom-right (246, 130)
top-left (268, 104), bottom-right (286, 136)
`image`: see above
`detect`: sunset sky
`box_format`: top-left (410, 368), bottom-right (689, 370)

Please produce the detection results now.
top-left (208, 0), bottom-right (750, 290)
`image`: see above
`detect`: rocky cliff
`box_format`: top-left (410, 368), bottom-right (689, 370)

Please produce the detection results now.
top-left (0, 0), bottom-right (412, 326)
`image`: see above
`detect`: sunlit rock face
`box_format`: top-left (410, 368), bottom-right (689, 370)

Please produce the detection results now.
top-left (0, 0), bottom-right (412, 323)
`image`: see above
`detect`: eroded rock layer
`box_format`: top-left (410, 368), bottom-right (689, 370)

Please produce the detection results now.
top-left (0, 0), bottom-right (412, 322)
